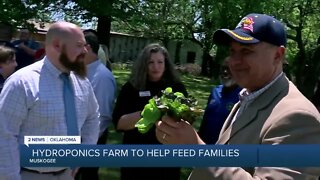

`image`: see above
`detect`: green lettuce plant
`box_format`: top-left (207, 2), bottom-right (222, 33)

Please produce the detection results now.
top-left (135, 87), bottom-right (203, 133)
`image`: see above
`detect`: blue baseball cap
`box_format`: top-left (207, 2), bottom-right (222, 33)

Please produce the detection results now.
top-left (213, 13), bottom-right (287, 47)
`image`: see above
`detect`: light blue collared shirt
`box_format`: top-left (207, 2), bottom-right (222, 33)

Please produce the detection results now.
top-left (231, 72), bottom-right (284, 124)
top-left (0, 57), bottom-right (99, 179)
top-left (87, 59), bottom-right (116, 137)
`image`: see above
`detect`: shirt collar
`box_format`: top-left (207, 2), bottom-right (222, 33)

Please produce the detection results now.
top-left (239, 72), bottom-right (284, 103)
top-left (43, 56), bottom-right (64, 79)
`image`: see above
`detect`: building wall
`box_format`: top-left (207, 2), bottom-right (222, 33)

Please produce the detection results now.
top-left (22, 29), bottom-right (203, 65)
top-left (109, 33), bottom-right (153, 62)
top-left (109, 33), bottom-right (203, 65)
top-left (167, 40), bottom-right (203, 65)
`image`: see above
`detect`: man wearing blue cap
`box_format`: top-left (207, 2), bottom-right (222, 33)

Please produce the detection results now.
top-left (155, 13), bottom-right (320, 179)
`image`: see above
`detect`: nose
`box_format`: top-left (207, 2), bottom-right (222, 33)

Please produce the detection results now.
top-left (154, 62), bottom-right (160, 69)
top-left (150, 62), bottom-right (158, 70)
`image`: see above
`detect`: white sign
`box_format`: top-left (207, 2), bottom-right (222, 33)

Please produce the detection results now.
top-left (24, 136), bottom-right (81, 147)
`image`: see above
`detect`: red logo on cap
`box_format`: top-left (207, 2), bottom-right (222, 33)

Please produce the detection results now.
top-left (240, 17), bottom-right (254, 32)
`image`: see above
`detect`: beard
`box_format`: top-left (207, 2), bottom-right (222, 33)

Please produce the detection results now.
top-left (220, 77), bottom-right (237, 88)
top-left (59, 46), bottom-right (86, 79)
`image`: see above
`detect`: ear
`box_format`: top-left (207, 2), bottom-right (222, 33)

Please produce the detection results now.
top-left (85, 44), bottom-right (92, 52)
top-left (52, 38), bottom-right (62, 53)
top-left (274, 46), bottom-right (285, 64)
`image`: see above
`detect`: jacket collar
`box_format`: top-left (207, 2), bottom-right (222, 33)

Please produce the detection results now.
top-left (217, 74), bottom-right (289, 144)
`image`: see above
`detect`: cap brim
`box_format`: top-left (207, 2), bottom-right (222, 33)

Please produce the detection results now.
top-left (213, 29), bottom-right (260, 45)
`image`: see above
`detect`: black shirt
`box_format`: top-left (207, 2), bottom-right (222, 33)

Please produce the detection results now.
top-left (113, 80), bottom-right (188, 144)
top-left (112, 80), bottom-right (187, 180)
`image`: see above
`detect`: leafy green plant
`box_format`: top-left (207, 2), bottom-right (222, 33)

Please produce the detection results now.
top-left (135, 87), bottom-right (204, 133)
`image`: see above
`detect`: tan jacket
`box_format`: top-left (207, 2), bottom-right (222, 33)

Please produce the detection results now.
top-left (189, 74), bottom-right (320, 180)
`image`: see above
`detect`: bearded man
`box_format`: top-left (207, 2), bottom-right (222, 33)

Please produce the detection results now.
top-left (0, 22), bottom-right (99, 180)
top-left (198, 59), bottom-right (242, 144)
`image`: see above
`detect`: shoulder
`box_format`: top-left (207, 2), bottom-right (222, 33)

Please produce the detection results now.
top-left (96, 63), bottom-right (115, 80)
top-left (121, 81), bottom-right (135, 91)
top-left (90, 64), bottom-right (116, 89)
top-left (280, 82), bottom-right (319, 114)
top-left (170, 81), bottom-right (186, 90)
top-left (29, 40), bottom-right (39, 49)
top-left (118, 81), bottom-right (137, 95)
top-left (214, 85), bottom-right (223, 91)
top-left (8, 60), bottom-right (43, 82)
top-left (258, 77), bottom-right (318, 118)
top-left (264, 81), bottom-right (320, 130)
top-left (89, 62), bottom-right (114, 78)
top-left (12, 40), bottom-right (21, 45)
top-left (1, 61), bottom-right (44, 95)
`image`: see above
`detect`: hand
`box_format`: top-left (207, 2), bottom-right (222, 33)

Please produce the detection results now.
top-left (18, 42), bottom-right (26, 49)
top-left (155, 115), bottom-right (204, 144)
top-left (117, 111), bottom-right (142, 130)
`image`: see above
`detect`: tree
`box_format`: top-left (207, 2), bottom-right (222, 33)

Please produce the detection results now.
top-left (112, 0), bottom-right (217, 76)
top-left (0, 0), bottom-right (49, 30)
top-left (10, 0), bottom-right (140, 49)
top-left (2, 0), bottom-right (320, 96)
top-left (269, 0), bottom-right (320, 97)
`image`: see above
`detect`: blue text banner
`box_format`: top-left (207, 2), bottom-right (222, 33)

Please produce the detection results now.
top-left (20, 145), bottom-right (320, 167)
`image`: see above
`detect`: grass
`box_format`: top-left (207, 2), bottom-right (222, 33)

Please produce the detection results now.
top-left (99, 67), bottom-right (214, 179)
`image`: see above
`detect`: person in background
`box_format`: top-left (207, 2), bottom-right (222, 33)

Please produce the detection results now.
top-left (155, 13), bottom-right (320, 179)
top-left (0, 22), bottom-right (19, 74)
top-left (76, 31), bottom-right (116, 180)
top-left (112, 43), bottom-right (187, 180)
top-left (0, 22), bottom-right (99, 180)
top-left (198, 59), bottom-right (241, 144)
top-left (12, 28), bottom-right (39, 70)
top-left (0, 22), bottom-right (15, 49)
top-left (83, 29), bottom-right (112, 71)
top-left (34, 41), bottom-right (46, 61)
top-left (0, 46), bottom-right (17, 92)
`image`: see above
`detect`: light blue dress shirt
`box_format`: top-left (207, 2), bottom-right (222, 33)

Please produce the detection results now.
top-left (0, 57), bottom-right (99, 179)
top-left (87, 59), bottom-right (116, 137)
top-left (231, 72), bottom-right (284, 125)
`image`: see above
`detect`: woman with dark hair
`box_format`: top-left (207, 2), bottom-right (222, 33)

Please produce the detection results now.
top-left (0, 46), bottom-right (17, 92)
top-left (113, 43), bottom-right (187, 180)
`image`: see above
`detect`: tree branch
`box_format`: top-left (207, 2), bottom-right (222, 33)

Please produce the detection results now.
top-left (287, 34), bottom-right (296, 41)
top-left (283, 19), bottom-right (298, 30)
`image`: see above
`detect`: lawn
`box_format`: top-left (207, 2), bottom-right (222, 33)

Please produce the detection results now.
top-left (99, 66), bottom-right (214, 179)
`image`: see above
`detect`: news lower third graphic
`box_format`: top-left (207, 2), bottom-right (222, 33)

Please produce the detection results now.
top-left (21, 136), bottom-right (320, 167)
top-left (24, 136), bottom-right (81, 146)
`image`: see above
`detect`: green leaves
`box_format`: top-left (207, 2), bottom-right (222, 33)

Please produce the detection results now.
top-left (135, 87), bottom-right (204, 134)
top-left (135, 98), bottom-right (162, 134)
